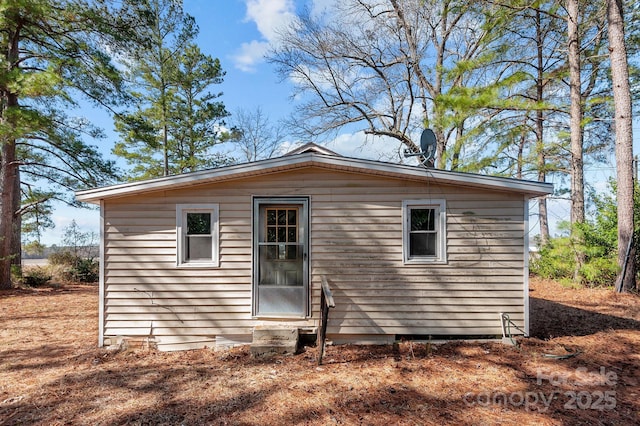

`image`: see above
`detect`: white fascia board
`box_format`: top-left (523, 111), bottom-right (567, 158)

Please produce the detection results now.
top-left (75, 153), bottom-right (553, 203)
top-left (310, 155), bottom-right (554, 197)
top-left (75, 155), bottom-right (315, 203)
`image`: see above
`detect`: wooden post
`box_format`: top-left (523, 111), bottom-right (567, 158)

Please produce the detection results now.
top-left (317, 276), bottom-right (335, 365)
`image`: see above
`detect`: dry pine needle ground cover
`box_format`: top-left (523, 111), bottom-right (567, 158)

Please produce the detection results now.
top-left (0, 277), bottom-right (639, 425)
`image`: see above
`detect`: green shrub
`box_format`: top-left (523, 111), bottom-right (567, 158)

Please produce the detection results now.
top-left (69, 258), bottom-right (99, 283)
top-left (531, 234), bottom-right (620, 287)
top-left (580, 257), bottom-right (619, 287)
top-left (531, 178), bottom-right (640, 288)
top-left (23, 267), bottom-right (52, 287)
top-left (530, 237), bottom-right (575, 280)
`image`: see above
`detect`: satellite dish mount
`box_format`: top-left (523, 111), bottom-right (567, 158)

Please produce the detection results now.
top-left (404, 128), bottom-right (436, 168)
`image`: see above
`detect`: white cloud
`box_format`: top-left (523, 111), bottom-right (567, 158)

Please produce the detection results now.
top-left (233, 0), bottom-right (296, 72)
top-left (245, 0), bottom-right (296, 41)
top-left (232, 40), bottom-right (270, 72)
top-left (325, 131), bottom-right (414, 164)
top-left (310, 0), bottom-right (337, 17)
top-left (271, 130), bottom-right (409, 163)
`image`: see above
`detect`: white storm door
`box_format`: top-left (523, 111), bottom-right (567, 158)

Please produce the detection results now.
top-left (253, 198), bottom-right (309, 317)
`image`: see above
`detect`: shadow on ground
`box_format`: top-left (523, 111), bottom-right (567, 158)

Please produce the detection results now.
top-left (530, 296), bottom-right (640, 339)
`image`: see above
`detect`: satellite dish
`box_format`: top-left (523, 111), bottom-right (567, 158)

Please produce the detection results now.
top-left (404, 129), bottom-right (437, 168)
top-left (419, 129), bottom-right (437, 161)
top-left (403, 128), bottom-right (437, 168)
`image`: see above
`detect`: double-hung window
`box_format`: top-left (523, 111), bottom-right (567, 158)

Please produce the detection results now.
top-left (402, 200), bottom-right (446, 264)
top-left (176, 204), bottom-right (219, 267)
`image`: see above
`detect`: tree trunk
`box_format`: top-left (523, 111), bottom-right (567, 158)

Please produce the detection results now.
top-left (535, 7), bottom-right (549, 243)
top-left (433, 0), bottom-right (448, 169)
top-left (607, 0), bottom-right (636, 292)
top-left (568, 0), bottom-right (585, 281)
top-left (450, 122), bottom-right (465, 171)
top-left (10, 167), bottom-right (22, 278)
top-left (0, 20), bottom-right (21, 290)
top-left (0, 137), bottom-right (19, 290)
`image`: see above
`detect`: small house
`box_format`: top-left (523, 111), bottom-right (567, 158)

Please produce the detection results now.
top-left (75, 144), bottom-right (553, 351)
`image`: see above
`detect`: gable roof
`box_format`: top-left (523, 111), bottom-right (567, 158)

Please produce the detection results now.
top-left (75, 151), bottom-right (553, 204)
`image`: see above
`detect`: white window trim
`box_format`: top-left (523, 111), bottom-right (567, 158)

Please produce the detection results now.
top-left (176, 203), bottom-right (219, 268)
top-left (402, 199), bottom-right (447, 264)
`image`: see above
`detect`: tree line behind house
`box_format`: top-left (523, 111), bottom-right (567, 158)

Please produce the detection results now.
top-left (21, 221), bottom-right (99, 287)
top-left (1, 0), bottom-right (638, 291)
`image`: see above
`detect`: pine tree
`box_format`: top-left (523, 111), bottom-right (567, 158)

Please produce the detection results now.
top-left (113, 0), bottom-right (230, 180)
top-left (607, 0), bottom-right (636, 291)
top-left (0, 0), bottom-right (136, 289)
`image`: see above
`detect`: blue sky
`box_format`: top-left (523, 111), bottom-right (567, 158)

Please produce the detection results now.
top-left (44, 0), bottom-right (362, 245)
top-left (39, 0), bottom-right (632, 246)
top-left (185, 0), bottom-right (293, 121)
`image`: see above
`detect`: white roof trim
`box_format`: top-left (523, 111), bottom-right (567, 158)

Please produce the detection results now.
top-left (75, 153), bottom-right (553, 203)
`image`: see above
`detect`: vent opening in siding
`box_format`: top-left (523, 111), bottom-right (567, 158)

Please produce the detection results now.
top-left (395, 334), bottom-right (507, 342)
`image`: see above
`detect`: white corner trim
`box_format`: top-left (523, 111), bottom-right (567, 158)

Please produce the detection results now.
top-left (523, 196), bottom-right (530, 337)
top-left (98, 200), bottom-right (105, 347)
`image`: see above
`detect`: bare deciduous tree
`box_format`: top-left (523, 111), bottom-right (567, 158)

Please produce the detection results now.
top-left (228, 107), bottom-right (286, 162)
top-left (269, 0), bottom-right (513, 170)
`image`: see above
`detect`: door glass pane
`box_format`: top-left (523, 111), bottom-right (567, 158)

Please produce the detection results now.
top-left (258, 245), bottom-right (303, 286)
top-left (265, 245), bottom-right (277, 260)
top-left (278, 210), bottom-right (286, 225)
top-left (267, 209), bottom-right (276, 225)
top-left (288, 210), bottom-right (296, 225)
top-left (286, 244), bottom-right (298, 259)
top-left (288, 228), bottom-right (297, 242)
top-left (267, 226), bottom-right (276, 242)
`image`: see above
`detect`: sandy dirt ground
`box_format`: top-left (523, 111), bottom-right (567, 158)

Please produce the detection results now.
top-left (0, 277), bottom-right (638, 425)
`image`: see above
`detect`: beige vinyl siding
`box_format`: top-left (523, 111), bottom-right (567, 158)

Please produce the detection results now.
top-left (103, 195), bottom-right (253, 350)
top-left (102, 167), bottom-right (527, 347)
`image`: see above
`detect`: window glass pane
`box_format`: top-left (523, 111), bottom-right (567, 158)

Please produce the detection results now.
top-left (187, 213), bottom-right (211, 235)
top-left (278, 210), bottom-right (286, 225)
top-left (186, 236), bottom-right (212, 260)
top-left (288, 210), bottom-right (297, 225)
top-left (410, 233), bottom-right (436, 256)
top-left (411, 209), bottom-right (435, 231)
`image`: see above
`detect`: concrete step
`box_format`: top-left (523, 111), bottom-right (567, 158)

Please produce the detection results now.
top-left (251, 327), bottom-right (299, 357)
top-left (250, 341), bottom-right (298, 357)
top-left (252, 326), bottom-right (299, 343)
